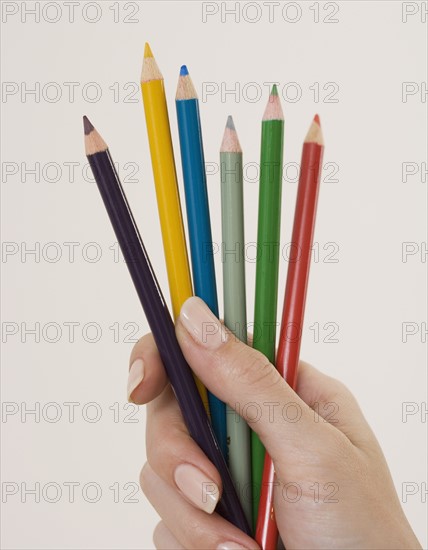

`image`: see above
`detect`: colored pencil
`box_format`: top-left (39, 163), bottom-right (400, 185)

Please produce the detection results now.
top-left (220, 116), bottom-right (252, 525)
top-left (175, 65), bottom-right (227, 458)
top-left (140, 44), bottom-right (208, 412)
top-left (83, 117), bottom-right (251, 536)
top-left (256, 115), bottom-right (324, 550)
top-left (251, 84), bottom-right (284, 524)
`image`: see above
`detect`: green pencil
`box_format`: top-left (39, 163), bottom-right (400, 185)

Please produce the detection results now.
top-left (251, 85), bottom-right (284, 525)
top-left (220, 116), bottom-right (252, 527)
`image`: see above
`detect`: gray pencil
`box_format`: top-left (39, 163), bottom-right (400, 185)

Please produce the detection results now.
top-left (220, 116), bottom-right (252, 526)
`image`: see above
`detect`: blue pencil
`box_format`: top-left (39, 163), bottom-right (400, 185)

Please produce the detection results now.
top-left (175, 65), bottom-right (227, 459)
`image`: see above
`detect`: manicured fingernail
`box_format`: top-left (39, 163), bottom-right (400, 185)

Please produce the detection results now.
top-left (174, 463), bottom-right (219, 513)
top-left (127, 359), bottom-right (144, 402)
top-left (217, 543), bottom-right (248, 550)
top-left (179, 297), bottom-right (227, 350)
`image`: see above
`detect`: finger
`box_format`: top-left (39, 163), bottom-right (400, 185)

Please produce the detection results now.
top-left (153, 522), bottom-right (184, 550)
top-left (175, 297), bottom-right (337, 465)
top-left (127, 333), bottom-right (168, 404)
top-left (146, 384), bottom-right (222, 513)
top-left (296, 361), bottom-right (378, 448)
top-left (141, 463), bottom-right (258, 550)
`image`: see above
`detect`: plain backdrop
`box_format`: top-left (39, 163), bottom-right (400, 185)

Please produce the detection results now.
top-left (1, 1), bottom-right (427, 548)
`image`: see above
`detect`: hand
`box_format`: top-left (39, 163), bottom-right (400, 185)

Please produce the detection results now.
top-left (127, 297), bottom-right (421, 550)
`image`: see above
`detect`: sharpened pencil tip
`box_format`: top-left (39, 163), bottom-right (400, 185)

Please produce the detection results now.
top-left (220, 116), bottom-right (242, 153)
top-left (226, 115), bottom-right (235, 131)
top-left (263, 86), bottom-right (284, 121)
top-left (83, 116), bottom-right (94, 135)
top-left (83, 117), bottom-right (108, 155)
top-left (305, 115), bottom-right (324, 145)
top-left (175, 66), bottom-right (197, 99)
top-left (144, 42), bottom-right (153, 58)
top-left (141, 44), bottom-right (162, 82)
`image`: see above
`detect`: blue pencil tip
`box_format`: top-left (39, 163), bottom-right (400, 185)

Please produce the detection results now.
top-left (180, 65), bottom-right (189, 76)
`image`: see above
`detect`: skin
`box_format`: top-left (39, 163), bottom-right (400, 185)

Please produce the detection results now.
top-left (128, 297), bottom-right (421, 550)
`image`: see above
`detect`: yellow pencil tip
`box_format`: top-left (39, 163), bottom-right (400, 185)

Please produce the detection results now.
top-left (144, 42), bottom-right (153, 58)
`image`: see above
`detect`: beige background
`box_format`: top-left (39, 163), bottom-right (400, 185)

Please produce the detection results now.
top-left (1, 1), bottom-right (427, 548)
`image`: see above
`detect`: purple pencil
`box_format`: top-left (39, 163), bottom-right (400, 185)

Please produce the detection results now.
top-left (83, 116), bottom-right (250, 536)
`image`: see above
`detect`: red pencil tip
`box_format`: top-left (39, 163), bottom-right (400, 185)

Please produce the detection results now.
top-left (314, 114), bottom-right (320, 126)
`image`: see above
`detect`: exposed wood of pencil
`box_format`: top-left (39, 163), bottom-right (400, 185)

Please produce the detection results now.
top-left (220, 115), bottom-right (242, 153)
top-left (262, 84), bottom-right (284, 121)
top-left (83, 115), bottom-right (108, 156)
top-left (141, 42), bottom-right (163, 83)
top-left (305, 114), bottom-right (324, 145)
top-left (175, 65), bottom-right (198, 100)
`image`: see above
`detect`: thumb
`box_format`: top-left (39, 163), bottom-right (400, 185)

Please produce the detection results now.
top-left (176, 297), bottom-right (331, 464)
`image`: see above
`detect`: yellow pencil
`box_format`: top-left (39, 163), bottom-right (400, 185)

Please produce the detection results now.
top-left (140, 43), bottom-right (208, 410)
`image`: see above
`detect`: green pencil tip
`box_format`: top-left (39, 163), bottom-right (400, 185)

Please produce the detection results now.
top-left (271, 84), bottom-right (278, 96)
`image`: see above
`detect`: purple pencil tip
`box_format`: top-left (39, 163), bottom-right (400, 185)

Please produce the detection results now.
top-left (83, 116), bottom-right (94, 135)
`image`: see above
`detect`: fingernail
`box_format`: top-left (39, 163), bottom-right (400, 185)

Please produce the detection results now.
top-left (174, 463), bottom-right (219, 514)
top-left (217, 543), bottom-right (249, 550)
top-left (127, 359), bottom-right (144, 402)
top-left (180, 297), bottom-right (227, 350)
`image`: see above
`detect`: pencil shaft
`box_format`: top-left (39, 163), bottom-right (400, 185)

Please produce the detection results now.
top-left (142, 79), bottom-right (191, 316)
top-left (253, 119), bottom-right (284, 361)
top-left (176, 96), bottom-right (227, 457)
top-left (220, 150), bottom-right (252, 526)
top-left (278, 141), bottom-right (323, 383)
top-left (256, 138), bottom-right (324, 550)
top-left (221, 152), bottom-right (246, 341)
top-left (252, 118), bottom-right (284, 524)
top-left (87, 147), bottom-right (250, 536)
top-left (141, 71), bottom-right (208, 411)
top-left (176, 99), bottom-right (218, 313)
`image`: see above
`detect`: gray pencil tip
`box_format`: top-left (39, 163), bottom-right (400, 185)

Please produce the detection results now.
top-left (226, 115), bottom-right (236, 131)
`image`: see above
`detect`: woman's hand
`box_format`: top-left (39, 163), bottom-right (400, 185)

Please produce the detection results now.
top-left (127, 297), bottom-right (421, 550)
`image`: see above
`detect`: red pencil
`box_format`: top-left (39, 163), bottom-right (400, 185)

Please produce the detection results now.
top-left (255, 115), bottom-right (324, 550)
